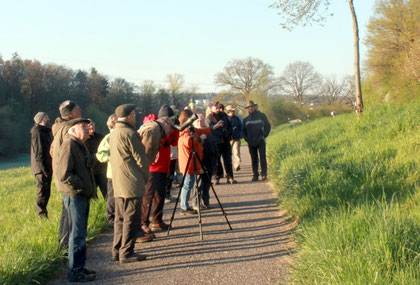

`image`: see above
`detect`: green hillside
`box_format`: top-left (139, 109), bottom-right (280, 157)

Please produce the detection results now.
top-left (268, 103), bottom-right (420, 284)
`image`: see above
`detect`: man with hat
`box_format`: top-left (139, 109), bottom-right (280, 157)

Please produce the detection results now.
top-left (30, 112), bottom-right (53, 218)
top-left (242, 100), bottom-right (271, 181)
top-left (51, 100), bottom-right (82, 248)
top-left (226, 105), bottom-right (242, 172)
top-left (206, 101), bottom-right (237, 184)
top-left (56, 118), bottom-right (96, 282)
top-left (110, 104), bottom-right (150, 263)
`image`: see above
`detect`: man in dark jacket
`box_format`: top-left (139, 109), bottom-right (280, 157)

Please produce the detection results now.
top-left (30, 112), bottom-right (53, 218)
top-left (86, 119), bottom-right (107, 199)
top-left (226, 105), bottom-right (242, 171)
top-left (205, 102), bottom-right (237, 184)
top-left (51, 100), bottom-right (82, 248)
top-left (242, 100), bottom-right (271, 181)
top-left (56, 118), bottom-right (96, 282)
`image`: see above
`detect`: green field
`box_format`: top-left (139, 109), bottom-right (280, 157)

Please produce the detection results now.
top-left (267, 103), bottom-right (420, 284)
top-left (0, 168), bottom-right (108, 284)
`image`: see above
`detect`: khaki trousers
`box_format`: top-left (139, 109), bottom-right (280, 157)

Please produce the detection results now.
top-left (231, 140), bottom-right (241, 170)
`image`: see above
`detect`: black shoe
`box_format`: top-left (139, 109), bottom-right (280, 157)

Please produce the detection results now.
top-left (68, 271), bottom-right (96, 282)
top-left (235, 166), bottom-right (241, 171)
top-left (112, 255), bottom-right (119, 262)
top-left (39, 212), bottom-right (48, 219)
top-left (180, 208), bottom-right (198, 215)
top-left (120, 253), bottom-right (147, 264)
top-left (252, 176), bottom-right (258, 182)
top-left (202, 204), bottom-right (213, 209)
top-left (82, 268), bottom-right (96, 275)
top-left (230, 179), bottom-right (238, 184)
top-left (261, 176), bottom-right (267, 181)
top-left (226, 178), bottom-right (230, 184)
top-left (215, 179), bottom-right (220, 185)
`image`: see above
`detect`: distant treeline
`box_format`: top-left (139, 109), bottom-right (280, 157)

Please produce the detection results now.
top-left (0, 54), bottom-right (208, 158)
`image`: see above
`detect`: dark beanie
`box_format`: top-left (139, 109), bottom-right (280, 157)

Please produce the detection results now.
top-left (59, 100), bottom-right (76, 117)
top-left (158, 105), bottom-right (175, 118)
top-left (115, 104), bottom-right (136, 118)
top-left (34, 112), bottom-right (47, 124)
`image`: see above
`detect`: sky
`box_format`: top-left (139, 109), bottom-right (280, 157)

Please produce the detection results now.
top-left (0, 0), bottom-right (376, 93)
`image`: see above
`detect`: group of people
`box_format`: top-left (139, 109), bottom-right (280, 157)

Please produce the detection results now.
top-left (29, 98), bottom-right (270, 282)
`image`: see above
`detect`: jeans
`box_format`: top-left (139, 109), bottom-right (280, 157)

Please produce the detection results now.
top-left (62, 195), bottom-right (89, 276)
top-left (180, 174), bottom-right (196, 210)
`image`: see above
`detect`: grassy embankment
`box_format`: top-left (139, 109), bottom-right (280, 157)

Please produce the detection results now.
top-left (0, 169), bottom-right (108, 284)
top-left (267, 104), bottom-right (419, 284)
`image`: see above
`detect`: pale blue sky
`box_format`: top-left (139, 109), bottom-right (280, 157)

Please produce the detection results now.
top-left (0, 0), bottom-right (375, 92)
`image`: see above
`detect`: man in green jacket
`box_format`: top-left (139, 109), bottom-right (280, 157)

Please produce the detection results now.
top-left (56, 118), bottom-right (96, 282)
top-left (110, 104), bottom-right (150, 263)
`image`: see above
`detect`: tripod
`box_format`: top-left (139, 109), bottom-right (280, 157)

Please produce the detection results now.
top-left (167, 126), bottom-right (232, 240)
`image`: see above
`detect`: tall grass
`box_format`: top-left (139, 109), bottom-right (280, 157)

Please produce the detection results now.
top-left (0, 167), bottom-right (108, 284)
top-left (268, 104), bottom-right (420, 284)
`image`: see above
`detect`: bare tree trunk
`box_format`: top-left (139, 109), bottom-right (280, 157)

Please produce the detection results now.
top-left (348, 0), bottom-right (363, 116)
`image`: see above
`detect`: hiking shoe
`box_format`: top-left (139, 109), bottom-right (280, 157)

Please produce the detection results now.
top-left (82, 268), bottom-right (96, 275)
top-left (68, 271), bottom-right (96, 282)
top-left (230, 179), bottom-right (238, 184)
top-left (180, 208), bottom-right (198, 215)
top-left (252, 176), bottom-right (258, 182)
top-left (141, 224), bottom-right (152, 233)
top-left (261, 176), bottom-right (267, 181)
top-left (235, 166), bottom-right (240, 171)
top-left (112, 255), bottom-right (119, 262)
top-left (202, 204), bottom-right (213, 210)
top-left (120, 253), bottom-right (147, 264)
top-left (215, 179), bottom-right (220, 185)
top-left (151, 222), bottom-right (170, 231)
top-left (136, 232), bottom-right (155, 243)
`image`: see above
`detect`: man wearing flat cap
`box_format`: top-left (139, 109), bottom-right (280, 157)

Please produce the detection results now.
top-left (51, 100), bottom-right (82, 248)
top-left (56, 118), bottom-right (96, 282)
top-left (243, 100), bottom-right (271, 181)
top-left (110, 104), bottom-right (150, 263)
top-left (30, 112), bottom-right (53, 218)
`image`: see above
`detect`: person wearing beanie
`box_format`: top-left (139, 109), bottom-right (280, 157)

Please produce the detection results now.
top-left (50, 100), bottom-right (82, 249)
top-left (110, 104), bottom-right (151, 263)
top-left (141, 105), bottom-right (178, 233)
top-left (30, 112), bottom-right (52, 218)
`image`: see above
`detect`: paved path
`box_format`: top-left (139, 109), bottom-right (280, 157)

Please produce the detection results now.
top-left (49, 146), bottom-right (294, 284)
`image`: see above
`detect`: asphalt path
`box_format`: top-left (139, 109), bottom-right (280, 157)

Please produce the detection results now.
top-left (49, 146), bottom-right (294, 284)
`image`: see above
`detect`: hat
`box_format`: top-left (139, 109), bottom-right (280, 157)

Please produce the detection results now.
top-left (246, 100), bottom-right (257, 108)
top-left (115, 104), bottom-right (136, 118)
top-left (34, 112), bottom-right (47, 124)
top-left (210, 101), bottom-right (222, 108)
top-left (226, 105), bottom-right (236, 112)
top-left (59, 100), bottom-right (76, 117)
top-left (158, 105), bottom-right (175, 118)
top-left (66, 118), bottom-right (90, 127)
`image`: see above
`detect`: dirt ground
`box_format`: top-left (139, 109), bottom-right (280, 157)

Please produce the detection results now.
top-left (49, 146), bottom-right (295, 284)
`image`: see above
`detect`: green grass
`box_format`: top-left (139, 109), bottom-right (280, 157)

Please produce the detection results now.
top-left (267, 103), bottom-right (420, 284)
top-left (0, 167), bottom-right (108, 284)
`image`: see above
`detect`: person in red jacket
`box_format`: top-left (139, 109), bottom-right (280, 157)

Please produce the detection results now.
top-left (177, 109), bottom-right (223, 215)
top-left (141, 106), bottom-right (178, 232)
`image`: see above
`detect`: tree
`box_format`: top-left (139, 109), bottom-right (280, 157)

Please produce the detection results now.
top-left (279, 61), bottom-right (321, 103)
top-left (365, 0), bottom-right (420, 102)
top-left (214, 57), bottom-right (277, 101)
top-left (270, 0), bottom-right (364, 115)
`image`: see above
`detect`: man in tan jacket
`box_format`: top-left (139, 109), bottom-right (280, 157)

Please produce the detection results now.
top-left (110, 104), bottom-right (150, 263)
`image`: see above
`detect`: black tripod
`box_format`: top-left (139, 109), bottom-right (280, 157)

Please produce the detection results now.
top-left (167, 126), bottom-right (232, 240)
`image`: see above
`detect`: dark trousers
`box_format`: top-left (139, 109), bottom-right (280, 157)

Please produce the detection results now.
top-left (165, 159), bottom-right (177, 196)
top-left (94, 173), bottom-right (107, 199)
top-left (215, 142), bottom-right (234, 179)
top-left (142, 172), bottom-right (167, 226)
top-left (62, 195), bottom-right (89, 276)
top-left (58, 202), bottom-right (70, 248)
top-left (192, 172), bottom-right (212, 207)
top-left (248, 141), bottom-right (267, 177)
top-left (35, 173), bottom-right (52, 216)
top-left (113, 197), bottom-right (141, 258)
top-left (106, 179), bottom-right (115, 223)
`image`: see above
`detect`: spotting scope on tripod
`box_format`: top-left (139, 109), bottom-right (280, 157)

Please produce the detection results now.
top-left (167, 120), bottom-right (232, 240)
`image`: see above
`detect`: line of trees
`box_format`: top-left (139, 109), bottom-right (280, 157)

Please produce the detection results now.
top-left (0, 54), bottom-right (201, 158)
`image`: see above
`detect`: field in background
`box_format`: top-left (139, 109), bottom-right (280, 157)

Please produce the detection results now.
top-left (0, 167), bottom-right (108, 284)
top-left (267, 103), bottom-right (420, 284)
